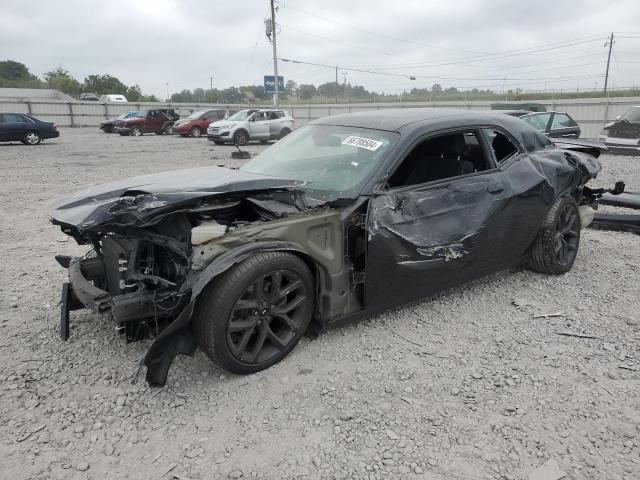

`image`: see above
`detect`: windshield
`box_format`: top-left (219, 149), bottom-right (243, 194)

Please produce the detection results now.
top-left (620, 107), bottom-right (640, 122)
top-left (227, 110), bottom-right (256, 121)
top-left (240, 124), bottom-right (398, 201)
top-left (119, 111), bottom-right (140, 119)
top-left (187, 110), bottom-right (207, 119)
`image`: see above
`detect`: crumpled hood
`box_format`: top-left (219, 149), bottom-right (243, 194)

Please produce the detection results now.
top-left (50, 166), bottom-right (303, 233)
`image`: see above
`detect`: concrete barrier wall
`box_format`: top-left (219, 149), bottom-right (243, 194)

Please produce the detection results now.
top-left (2, 97), bottom-right (639, 138)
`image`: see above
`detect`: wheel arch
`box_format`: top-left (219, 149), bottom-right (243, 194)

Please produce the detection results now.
top-left (233, 128), bottom-right (249, 138)
top-left (188, 241), bottom-right (327, 331)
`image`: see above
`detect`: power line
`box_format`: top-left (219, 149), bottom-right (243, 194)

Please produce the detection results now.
top-left (341, 37), bottom-right (607, 70)
top-left (282, 3), bottom-right (493, 56)
top-left (280, 57), bottom-right (605, 83)
top-left (279, 23), bottom-right (410, 59)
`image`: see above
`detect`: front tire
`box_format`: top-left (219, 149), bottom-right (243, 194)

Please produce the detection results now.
top-left (190, 126), bottom-right (202, 138)
top-left (23, 131), bottom-right (41, 145)
top-left (130, 126), bottom-right (143, 136)
top-left (529, 196), bottom-right (581, 274)
top-left (233, 130), bottom-right (249, 146)
top-left (192, 252), bottom-right (314, 375)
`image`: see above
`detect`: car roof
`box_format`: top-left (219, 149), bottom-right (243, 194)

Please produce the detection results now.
top-left (309, 108), bottom-right (553, 152)
top-left (309, 108), bottom-right (524, 131)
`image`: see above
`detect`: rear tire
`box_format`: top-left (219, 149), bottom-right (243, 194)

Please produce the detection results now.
top-left (163, 124), bottom-right (174, 135)
top-left (529, 196), bottom-right (581, 274)
top-left (279, 128), bottom-right (291, 139)
top-left (23, 131), bottom-right (41, 145)
top-left (192, 252), bottom-right (314, 375)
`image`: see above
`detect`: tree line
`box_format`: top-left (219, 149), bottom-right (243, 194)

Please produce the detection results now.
top-left (0, 60), bottom-right (160, 102)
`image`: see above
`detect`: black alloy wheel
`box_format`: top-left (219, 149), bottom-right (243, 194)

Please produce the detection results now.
top-left (529, 196), bottom-right (581, 274)
top-left (227, 269), bottom-right (307, 364)
top-left (192, 252), bottom-right (314, 374)
top-left (554, 203), bottom-right (579, 267)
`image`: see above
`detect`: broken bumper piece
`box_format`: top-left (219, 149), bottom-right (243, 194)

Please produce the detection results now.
top-left (591, 214), bottom-right (640, 234)
top-left (587, 186), bottom-right (640, 235)
top-left (67, 257), bottom-right (111, 313)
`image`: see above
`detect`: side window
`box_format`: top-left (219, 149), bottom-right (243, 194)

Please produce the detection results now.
top-left (388, 131), bottom-right (492, 188)
top-left (2, 113), bottom-right (23, 123)
top-left (19, 114), bottom-right (33, 123)
top-left (551, 113), bottom-right (576, 129)
top-left (522, 113), bottom-right (551, 131)
top-left (253, 112), bottom-right (267, 121)
top-left (483, 128), bottom-right (520, 163)
top-left (216, 110), bottom-right (226, 120)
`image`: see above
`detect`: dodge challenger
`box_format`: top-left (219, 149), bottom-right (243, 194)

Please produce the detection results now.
top-left (50, 109), bottom-right (612, 386)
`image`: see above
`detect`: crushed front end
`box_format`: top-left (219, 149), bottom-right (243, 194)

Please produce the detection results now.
top-left (50, 166), bottom-right (313, 385)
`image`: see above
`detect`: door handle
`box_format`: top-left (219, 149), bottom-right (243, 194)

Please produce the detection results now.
top-left (487, 183), bottom-right (504, 194)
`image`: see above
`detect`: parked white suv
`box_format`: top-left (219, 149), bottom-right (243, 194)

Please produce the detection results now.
top-left (207, 109), bottom-right (294, 145)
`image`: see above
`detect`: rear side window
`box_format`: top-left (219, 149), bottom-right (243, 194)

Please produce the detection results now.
top-left (551, 113), bottom-right (576, 128)
top-left (483, 129), bottom-right (520, 163)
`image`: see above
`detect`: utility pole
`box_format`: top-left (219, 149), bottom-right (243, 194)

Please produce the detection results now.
top-left (343, 72), bottom-right (348, 104)
top-left (210, 77), bottom-right (213, 104)
top-left (270, 0), bottom-right (279, 108)
top-left (335, 66), bottom-right (338, 104)
top-left (604, 32), bottom-right (615, 95)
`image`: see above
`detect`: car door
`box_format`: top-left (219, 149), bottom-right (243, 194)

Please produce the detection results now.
top-left (145, 110), bottom-right (161, 132)
top-left (0, 113), bottom-right (28, 141)
top-left (364, 128), bottom-right (524, 311)
top-left (268, 111), bottom-right (284, 138)
top-left (248, 112), bottom-right (270, 139)
top-left (548, 113), bottom-right (580, 138)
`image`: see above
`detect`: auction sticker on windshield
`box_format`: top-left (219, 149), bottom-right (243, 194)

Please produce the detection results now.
top-left (342, 136), bottom-right (383, 151)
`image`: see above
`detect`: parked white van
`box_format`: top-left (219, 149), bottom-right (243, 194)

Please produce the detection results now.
top-left (100, 94), bottom-right (128, 103)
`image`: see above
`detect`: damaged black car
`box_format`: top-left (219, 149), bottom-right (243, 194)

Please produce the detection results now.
top-left (51, 109), bottom-right (615, 386)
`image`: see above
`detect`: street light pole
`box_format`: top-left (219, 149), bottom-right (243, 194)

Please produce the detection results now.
top-left (270, 0), bottom-right (279, 108)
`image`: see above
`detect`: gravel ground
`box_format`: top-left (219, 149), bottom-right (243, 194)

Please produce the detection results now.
top-left (0, 128), bottom-right (639, 480)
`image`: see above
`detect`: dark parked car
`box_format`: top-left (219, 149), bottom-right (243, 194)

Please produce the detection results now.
top-left (100, 111), bottom-right (139, 133)
top-left (51, 109), bottom-right (606, 385)
top-left (116, 109), bottom-right (179, 136)
top-left (0, 113), bottom-right (59, 145)
top-left (173, 109), bottom-right (233, 138)
top-left (599, 106), bottom-right (640, 153)
top-left (520, 111), bottom-right (581, 138)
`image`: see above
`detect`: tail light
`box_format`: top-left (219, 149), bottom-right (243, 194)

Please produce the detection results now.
top-left (52, 123), bottom-right (57, 130)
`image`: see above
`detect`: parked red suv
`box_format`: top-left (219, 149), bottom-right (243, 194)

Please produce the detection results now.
top-left (116, 109), bottom-right (179, 136)
top-left (173, 109), bottom-right (235, 138)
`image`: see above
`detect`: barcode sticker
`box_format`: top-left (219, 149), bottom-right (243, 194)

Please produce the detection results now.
top-left (342, 136), bottom-right (383, 151)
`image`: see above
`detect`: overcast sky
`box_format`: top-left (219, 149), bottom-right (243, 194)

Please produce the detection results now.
top-left (1, 0), bottom-right (639, 98)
